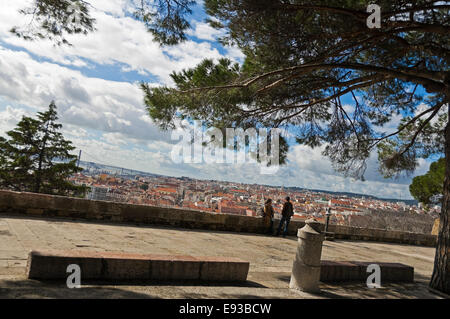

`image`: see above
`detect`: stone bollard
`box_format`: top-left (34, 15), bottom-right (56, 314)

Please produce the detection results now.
top-left (289, 218), bottom-right (325, 293)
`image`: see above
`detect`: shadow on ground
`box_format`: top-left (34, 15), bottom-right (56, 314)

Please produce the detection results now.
top-left (0, 277), bottom-right (280, 299)
top-left (0, 275), bottom-right (442, 299)
top-left (0, 279), bottom-right (160, 299)
top-left (49, 278), bottom-right (267, 288)
top-left (274, 272), bottom-right (440, 299)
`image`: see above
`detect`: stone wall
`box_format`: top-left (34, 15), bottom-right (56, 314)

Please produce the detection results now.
top-left (0, 190), bottom-right (437, 247)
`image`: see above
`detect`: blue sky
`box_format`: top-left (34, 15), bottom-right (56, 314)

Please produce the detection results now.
top-left (0, 0), bottom-right (437, 200)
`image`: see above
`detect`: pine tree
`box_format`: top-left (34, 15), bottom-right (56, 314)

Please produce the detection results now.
top-left (410, 158), bottom-right (445, 207)
top-left (0, 101), bottom-right (86, 196)
top-left (140, 1), bottom-right (450, 294)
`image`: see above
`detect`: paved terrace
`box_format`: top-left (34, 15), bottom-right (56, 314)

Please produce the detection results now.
top-left (0, 215), bottom-right (442, 299)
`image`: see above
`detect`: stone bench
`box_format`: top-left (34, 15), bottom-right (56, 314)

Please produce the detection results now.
top-left (26, 250), bottom-right (250, 282)
top-left (320, 260), bottom-right (414, 283)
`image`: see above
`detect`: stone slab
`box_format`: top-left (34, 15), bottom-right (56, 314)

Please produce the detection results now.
top-left (320, 260), bottom-right (414, 283)
top-left (26, 250), bottom-right (249, 282)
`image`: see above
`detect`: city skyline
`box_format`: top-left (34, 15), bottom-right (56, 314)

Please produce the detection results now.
top-left (77, 159), bottom-right (418, 204)
top-left (69, 166), bottom-right (438, 235)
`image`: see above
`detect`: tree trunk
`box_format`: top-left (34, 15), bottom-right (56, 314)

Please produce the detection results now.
top-left (34, 121), bottom-right (49, 193)
top-left (429, 103), bottom-right (450, 294)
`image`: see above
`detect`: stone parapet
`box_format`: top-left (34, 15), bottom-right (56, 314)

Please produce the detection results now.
top-left (0, 190), bottom-right (437, 247)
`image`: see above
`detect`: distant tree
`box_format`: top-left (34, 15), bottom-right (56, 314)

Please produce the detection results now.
top-left (140, 183), bottom-right (149, 191)
top-left (0, 137), bottom-right (8, 184)
top-left (0, 101), bottom-right (86, 196)
top-left (410, 158), bottom-right (445, 206)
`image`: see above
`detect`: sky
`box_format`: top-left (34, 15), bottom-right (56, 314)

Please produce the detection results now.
top-left (0, 0), bottom-right (436, 200)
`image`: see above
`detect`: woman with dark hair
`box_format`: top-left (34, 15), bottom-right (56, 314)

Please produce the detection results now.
top-left (263, 198), bottom-right (275, 235)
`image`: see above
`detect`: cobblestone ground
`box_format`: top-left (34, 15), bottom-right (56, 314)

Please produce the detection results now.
top-left (0, 215), bottom-right (442, 299)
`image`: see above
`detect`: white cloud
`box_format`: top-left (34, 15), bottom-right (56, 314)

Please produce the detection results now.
top-left (0, 1), bottom-right (229, 84)
top-left (0, 46), bottom-right (171, 144)
top-left (224, 45), bottom-right (245, 62)
top-left (186, 21), bottom-right (225, 41)
top-left (0, 104), bottom-right (30, 137)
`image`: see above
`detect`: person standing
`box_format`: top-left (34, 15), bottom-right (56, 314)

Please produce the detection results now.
top-left (276, 196), bottom-right (294, 237)
top-left (263, 198), bottom-right (275, 235)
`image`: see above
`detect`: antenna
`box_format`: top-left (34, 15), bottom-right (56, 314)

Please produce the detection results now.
top-left (77, 150), bottom-right (82, 168)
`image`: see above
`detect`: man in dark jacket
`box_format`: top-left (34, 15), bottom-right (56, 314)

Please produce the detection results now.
top-left (276, 196), bottom-right (294, 237)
